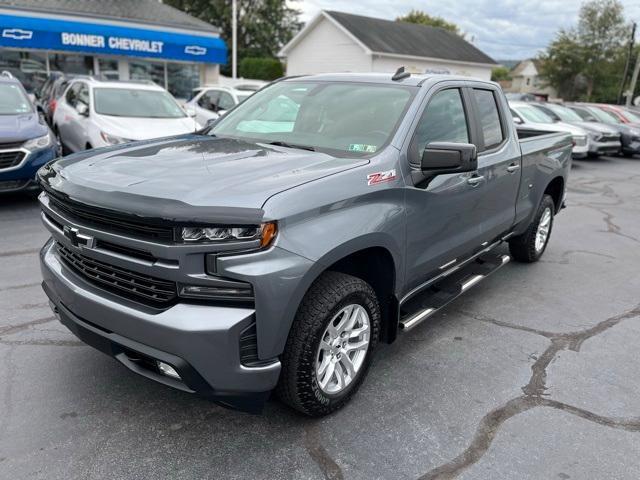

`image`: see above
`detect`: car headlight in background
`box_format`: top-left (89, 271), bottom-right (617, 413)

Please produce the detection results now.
top-left (23, 132), bottom-right (53, 151)
top-left (572, 135), bottom-right (588, 147)
top-left (100, 131), bottom-right (132, 145)
top-left (181, 222), bottom-right (277, 248)
top-left (588, 132), bottom-right (602, 142)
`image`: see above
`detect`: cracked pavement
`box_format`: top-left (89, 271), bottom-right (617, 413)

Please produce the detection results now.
top-left (1, 156), bottom-right (640, 479)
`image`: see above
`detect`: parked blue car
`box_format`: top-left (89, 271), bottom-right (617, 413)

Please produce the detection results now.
top-left (0, 72), bottom-right (59, 194)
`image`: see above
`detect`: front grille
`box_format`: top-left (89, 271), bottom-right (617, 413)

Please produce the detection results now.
top-left (0, 179), bottom-right (28, 191)
top-left (0, 140), bottom-right (25, 149)
top-left (46, 191), bottom-right (175, 242)
top-left (600, 135), bottom-right (620, 142)
top-left (56, 242), bottom-right (177, 308)
top-left (0, 151), bottom-right (25, 169)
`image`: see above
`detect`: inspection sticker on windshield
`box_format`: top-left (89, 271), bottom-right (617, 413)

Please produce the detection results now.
top-left (367, 169), bottom-right (396, 186)
top-left (349, 143), bottom-right (378, 153)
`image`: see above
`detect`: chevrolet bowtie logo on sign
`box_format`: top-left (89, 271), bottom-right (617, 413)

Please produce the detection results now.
top-left (2, 28), bottom-right (33, 40)
top-left (63, 226), bottom-right (95, 249)
top-left (184, 45), bottom-right (207, 55)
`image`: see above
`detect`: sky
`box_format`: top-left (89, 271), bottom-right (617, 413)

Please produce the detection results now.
top-left (288, 0), bottom-right (640, 61)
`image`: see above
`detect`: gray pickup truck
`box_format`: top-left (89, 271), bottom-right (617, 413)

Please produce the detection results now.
top-left (38, 72), bottom-right (571, 417)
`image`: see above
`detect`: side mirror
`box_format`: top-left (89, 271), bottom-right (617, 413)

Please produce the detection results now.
top-left (76, 102), bottom-right (89, 116)
top-left (205, 117), bottom-right (219, 128)
top-left (513, 116), bottom-right (523, 125)
top-left (421, 142), bottom-right (477, 175)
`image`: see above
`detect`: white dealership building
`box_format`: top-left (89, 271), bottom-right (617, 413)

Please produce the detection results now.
top-left (279, 11), bottom-right (496, 80)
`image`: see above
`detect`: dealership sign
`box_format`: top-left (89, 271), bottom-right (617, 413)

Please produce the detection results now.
top-left (0, 13), bottom-right (227, 64)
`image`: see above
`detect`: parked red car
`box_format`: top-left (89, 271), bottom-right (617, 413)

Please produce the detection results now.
top-left (593, 104), bottom-right (640, 127)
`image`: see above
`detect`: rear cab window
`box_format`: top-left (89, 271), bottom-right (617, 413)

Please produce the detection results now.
top-left (472, 89), bottom-right (504, 151)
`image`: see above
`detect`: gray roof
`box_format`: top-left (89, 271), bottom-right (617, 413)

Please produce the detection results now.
top-left (0, 0), bottom-right (219, 33)
top-left (326, 11), bottom-right (496, 65)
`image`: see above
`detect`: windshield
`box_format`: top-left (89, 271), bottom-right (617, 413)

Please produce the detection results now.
top-left (236, 92), bottom-right (252, 103)
top-left (621, 108), bottom-right (640, 123)
top-left (210, 81), bottom-right (415, 155)
top-left (547, 104), bottom-right (583, 122)
top-left (0, 83), bottom-right (33, 115)
top-left (515, 105), bottom-right (554, 123)
top-left (94, 88), bottom-right (186, 118)
top-left (588, 106), bottom-right (621, 124)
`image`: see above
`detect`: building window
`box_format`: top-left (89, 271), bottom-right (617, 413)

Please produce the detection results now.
top-left (98, 58), bottom-right (119, 80)
top-left (167, 62), bottom-right (199, 100)
top-left (0, 49), bottom-right (49, 93)
top-left (129, 60), bottom-right (165, 87)
top-left (526, 78), bottom-right (531, 86)
top-left (49, 53), bottom-right (94, 77)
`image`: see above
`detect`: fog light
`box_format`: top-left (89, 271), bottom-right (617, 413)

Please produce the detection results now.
top-left (157, 361), bottom-right (181, 380)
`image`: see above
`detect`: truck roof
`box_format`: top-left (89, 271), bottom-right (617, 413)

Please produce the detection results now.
top-left (281, 72), bottom-right (493, 87)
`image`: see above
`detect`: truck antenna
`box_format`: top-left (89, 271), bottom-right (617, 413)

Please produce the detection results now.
top-left (392, 66), bottom-right (410, 81)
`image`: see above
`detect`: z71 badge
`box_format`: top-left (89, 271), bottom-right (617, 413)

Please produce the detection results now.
top-left (367, 169), bottom-right (397, 186)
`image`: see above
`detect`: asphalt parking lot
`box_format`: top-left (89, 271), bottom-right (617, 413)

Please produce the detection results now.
top-left (1, 156), bottom-right (640, 480)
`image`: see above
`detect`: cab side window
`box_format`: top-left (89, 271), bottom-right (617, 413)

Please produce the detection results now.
top-left (77, 84), bottom-right (89, 107)
top-left (65, 83), bottom-right (79, 107)
top-left (411, 88), bottom-right (469, 164)
top-left (218, 92), bottom-right (235, 110)
top-left (472, 89), bottom-right (504, 150)
top-left (199, 90), bottom-right (220, 111)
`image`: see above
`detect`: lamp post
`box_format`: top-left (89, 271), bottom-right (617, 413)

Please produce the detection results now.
top-left (232, 0), bottom-right (237, 80)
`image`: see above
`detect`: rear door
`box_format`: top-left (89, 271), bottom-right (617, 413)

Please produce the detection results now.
top-left (468, 86), bottom-right (521, 241)
top-left (57, 82), bottom-right (81, 151)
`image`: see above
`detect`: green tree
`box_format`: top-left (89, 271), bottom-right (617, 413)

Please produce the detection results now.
top-left (165, 0), bottom-right (301, 75)
top-left (396, 9), bottom-right (463, 37)
top-left (491, 66), bottom-right (512, 82)
top-left (540, 0), bottom-right (629, 101)
top-left (239, 57), bottom-right (284, 80)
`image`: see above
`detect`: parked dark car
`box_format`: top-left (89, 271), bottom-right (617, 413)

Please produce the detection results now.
top-left (0, 72), bottom-right (59, 193)
top-left (39, 73), bottom-right (571, 416)
top-left (567, 104), bottom-right (640, 157)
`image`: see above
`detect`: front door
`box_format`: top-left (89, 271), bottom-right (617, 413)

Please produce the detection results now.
top-left (403, 86), bottom-right (488, 293)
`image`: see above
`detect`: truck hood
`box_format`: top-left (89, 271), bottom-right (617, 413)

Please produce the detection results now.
top-left (0, 112), bottom-right (47, 144)
top-left (40, 135), bottom-right (367, 223)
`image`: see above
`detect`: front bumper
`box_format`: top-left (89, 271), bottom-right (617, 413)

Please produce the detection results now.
top-left (588, 139), bottom-right (621, 156)
top-left (40, 239), bottom-right (281, 412)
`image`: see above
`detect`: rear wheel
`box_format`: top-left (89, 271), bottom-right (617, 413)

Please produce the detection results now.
top-left (508, 194), bottom-right (555, 262)
top-left (277, 271), bottom-right (380, 417)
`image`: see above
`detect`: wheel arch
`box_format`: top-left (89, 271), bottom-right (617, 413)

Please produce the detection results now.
top-left (544, 176), bottom-right (565, 213)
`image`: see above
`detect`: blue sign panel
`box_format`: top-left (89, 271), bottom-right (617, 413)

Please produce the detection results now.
top-left (0, 13), bottom-right (227, 64)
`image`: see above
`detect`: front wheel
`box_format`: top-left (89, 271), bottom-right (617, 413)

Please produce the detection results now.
top-left (508, 194), bottom-right (555, 262)
top-left (277, 271), bottom-right (380, 417)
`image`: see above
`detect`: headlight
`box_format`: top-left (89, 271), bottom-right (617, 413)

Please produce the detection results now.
top-left (100, 131), bottom-right (132, 145)
top-left (23, 133), bottom-right (53, 151)
top-left (181, 222), bottom-right (277, 247)
top-left (572, 135), bottom-right (587, 147)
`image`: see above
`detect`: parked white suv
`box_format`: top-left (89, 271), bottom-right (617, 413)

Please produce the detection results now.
top-left (509, 101), bottom-right (590, 158)
top-left (53, 79), bottom-right (201, 153)
top-left (184, 86), bottom-right (254, 127)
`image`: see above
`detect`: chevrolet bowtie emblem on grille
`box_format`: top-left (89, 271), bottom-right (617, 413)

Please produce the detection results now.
top-left (63, 226), bottom-right (95, 249)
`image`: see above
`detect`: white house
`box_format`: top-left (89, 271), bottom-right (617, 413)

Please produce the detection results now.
top-left (507, 59), bottom-right (558, 100)
top-left (279, 11), bottom-right (496, 80)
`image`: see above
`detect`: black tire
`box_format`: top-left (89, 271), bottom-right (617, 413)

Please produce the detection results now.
top-left (508, 194), bottom-right (555, 263)
top-left (277, 271), bottom-right (380, 417)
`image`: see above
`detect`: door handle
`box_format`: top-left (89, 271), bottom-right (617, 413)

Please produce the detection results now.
top-left (507, 163), bottom-right (520, 173)
top-left (467, 175), bottom-right (485, 186)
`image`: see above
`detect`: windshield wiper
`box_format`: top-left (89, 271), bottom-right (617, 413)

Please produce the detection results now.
top-left (268, 141), bottom-right (315, 152)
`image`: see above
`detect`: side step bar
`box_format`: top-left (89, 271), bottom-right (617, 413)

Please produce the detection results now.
top-left (399, 253), bottom-right (510, 332)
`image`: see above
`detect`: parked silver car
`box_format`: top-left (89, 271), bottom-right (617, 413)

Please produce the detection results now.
top-left (531, 103), bottom-right (620, 157)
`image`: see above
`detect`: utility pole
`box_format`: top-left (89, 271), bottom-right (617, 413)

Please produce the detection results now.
top-left (232, 0), bottom-right (237, 80)
top-left (626, 49), bottom-right (640, 107)
top-left (618, 22), bottom-right (636, 104)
